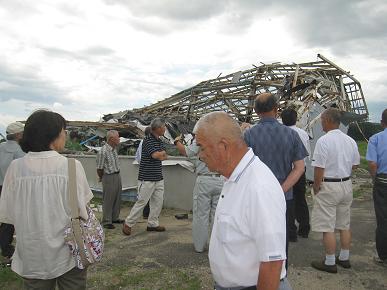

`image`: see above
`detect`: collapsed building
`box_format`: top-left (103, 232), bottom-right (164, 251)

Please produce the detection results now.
top-left (67, 54), bottom-right (368, 164)
top-left (65, 54), bottom-right (369, 201)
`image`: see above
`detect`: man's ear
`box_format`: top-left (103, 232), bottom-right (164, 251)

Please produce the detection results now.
top-left (218, 137), bottom-right (229, 151)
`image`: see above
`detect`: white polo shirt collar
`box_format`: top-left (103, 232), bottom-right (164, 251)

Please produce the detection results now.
top-left (227, 148), bottom-right (256, 183)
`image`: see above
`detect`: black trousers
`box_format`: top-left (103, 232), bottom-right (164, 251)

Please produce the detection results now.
top-left (373, 177), bottom-right (387, 260)
top-left (285, 199), bottom-right (295, 270)
top-left (143, 201), bottom-right (150, 218)
top-left (0, 185), bottom-right (15, 258)
top-left (293, 172), bottom-right (310, 235)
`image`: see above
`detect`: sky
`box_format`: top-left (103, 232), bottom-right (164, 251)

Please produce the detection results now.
top-left (0, 0), bottom-right (386, 135)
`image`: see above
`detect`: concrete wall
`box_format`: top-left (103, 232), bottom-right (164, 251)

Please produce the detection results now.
top-left (67, 155), bottom-right (196, 211)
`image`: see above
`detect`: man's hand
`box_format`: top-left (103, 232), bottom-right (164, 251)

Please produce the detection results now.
top-left (313, 167), bottom-right (325, 195)
top-left (151, 150), bottom-right (168, 161)
top-left (97, 169), bottom-right (104, 182)
top-left (174, 135), bottom-right (182, 145)
top-left (313, 184), bottom-right (320, 195)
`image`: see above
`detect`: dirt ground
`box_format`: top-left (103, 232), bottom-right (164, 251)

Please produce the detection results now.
top-left (1, 168), bottom-right (387, 289)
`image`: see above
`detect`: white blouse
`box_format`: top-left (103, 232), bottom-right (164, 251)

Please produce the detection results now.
top-left (0, 151), bottom-right (93, 279)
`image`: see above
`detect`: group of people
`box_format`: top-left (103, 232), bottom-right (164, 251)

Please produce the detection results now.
top-left (0, 98), bottom-right (386, 290)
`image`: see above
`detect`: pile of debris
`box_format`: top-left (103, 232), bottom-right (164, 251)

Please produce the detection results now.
top-left (67, 54), bottom-right (368, 154)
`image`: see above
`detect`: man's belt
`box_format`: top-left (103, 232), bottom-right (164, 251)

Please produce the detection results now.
top-left (198, 173), bottom-right (221, 177)
top-left (375, 173), bottom-right (387, 184)
top-left (323, 177), bottom-right (350, 182)
top-left (108, 171), bottom-right (120, 175)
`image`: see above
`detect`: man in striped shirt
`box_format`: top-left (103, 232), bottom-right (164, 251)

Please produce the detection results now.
top-left (96, 130), bottom-right (123, 229)
top-left (123, 118), bottom-right (168, 235)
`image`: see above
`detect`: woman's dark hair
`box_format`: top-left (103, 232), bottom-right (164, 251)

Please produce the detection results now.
top-left (21, 110), bottom-right (67, 152)
top-left (382, 109), bottom-right (387, 125)
top-left (281, 108), bottom-right (298, 126)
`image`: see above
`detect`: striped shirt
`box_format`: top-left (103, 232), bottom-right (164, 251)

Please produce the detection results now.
top-left (138, 134), bottom-right (165, 181)
top-left (96, 143), bottom-right (120, 174)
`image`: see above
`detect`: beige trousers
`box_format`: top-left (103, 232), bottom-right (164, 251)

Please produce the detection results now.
top-left (125, 180), bottom-right (164, 228)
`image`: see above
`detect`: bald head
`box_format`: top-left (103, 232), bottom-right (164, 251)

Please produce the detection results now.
top-left (107, 130), bottom-right (119, 140)
top-left (193, 112), bottom-right (248, 177)
top-left (254, 93), bottom-right (278, 115)
top-left (193, 111), bottom-right (244, 145)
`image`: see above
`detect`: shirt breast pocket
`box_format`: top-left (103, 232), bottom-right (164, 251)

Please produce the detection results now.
top-left (216, 214), bottom-right (243, 244)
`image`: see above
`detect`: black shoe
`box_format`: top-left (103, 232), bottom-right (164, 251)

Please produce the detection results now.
top-left (103, 224), bottom-right (115, 229)
top-left (311, 260), bottom-right (337, 273)
top-left (143, 216), bottom-right (149, 219)
top-left (113, 219), bottom-right (125, 224)
top-left (336, 256), bottom-right (351, 268)
top-left (289, 236), bottom-right (298, 242)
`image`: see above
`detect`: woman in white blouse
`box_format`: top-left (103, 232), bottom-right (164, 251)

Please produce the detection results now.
top-left (0, 110), bottom-right (93, 290)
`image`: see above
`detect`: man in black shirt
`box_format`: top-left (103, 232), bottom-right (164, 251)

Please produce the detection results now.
top-left (123, 118), bottom-right (168, 235)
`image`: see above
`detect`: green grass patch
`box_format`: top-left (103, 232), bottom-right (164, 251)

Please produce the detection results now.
top-left (357, 141), bottom-right (368, 157)
top-left (353, 189), bottom-right (363, 199)
top-left (0, 267), bottom-right (23, 290)
top-left (88, 266), bottom-right (201, 290)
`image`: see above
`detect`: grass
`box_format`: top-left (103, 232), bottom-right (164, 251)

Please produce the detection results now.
top-left (0, 267), bottom-right (23, 290)
top-left (88, 266), bottom-right (201, 290)
top-left (357, 141), bottom-right (369, 171)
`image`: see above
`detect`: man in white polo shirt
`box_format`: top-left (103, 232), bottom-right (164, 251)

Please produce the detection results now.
top-left (194, 112), bottom-right (291, 290)
top-left (311, 108), bottom-right (360, 273)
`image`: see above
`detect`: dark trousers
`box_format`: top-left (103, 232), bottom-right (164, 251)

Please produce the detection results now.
top-left (293, 172), bottom-right (310, 235)
top-left (101, 173), bottom-right (122, 225)
top-left (373, 177), bottom-right (387, 260)
top-left (0, 185), bottom-right (15, 258)
top-left (285, 199), bottom-right (295, 270)
top-left (143, 201), bottom-right (150, 218)
top-left (23, 267), bottom-right (87, 290)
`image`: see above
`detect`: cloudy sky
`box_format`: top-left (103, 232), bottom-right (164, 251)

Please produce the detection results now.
top-left (1, 0), bottom-right (386, 135)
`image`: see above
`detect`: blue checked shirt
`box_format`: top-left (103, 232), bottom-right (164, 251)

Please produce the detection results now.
top-left (366, 128), bottom-right (387, 174)
top-left (244, 117), bottom-right (308, 200)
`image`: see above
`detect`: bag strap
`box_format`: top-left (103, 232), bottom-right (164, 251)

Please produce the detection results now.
top-left (68, 158), bottom-right (90, 267)
top-left (68, 158), bottom-right (79, 219)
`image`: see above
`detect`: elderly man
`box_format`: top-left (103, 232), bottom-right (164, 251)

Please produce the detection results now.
top-left (96, 130), bottom-right (123, 229)
top-left (311, 108), bottom-right (360, 273)
top-left (0, 122), bottom-right (25, 264)
top-left (123, 118), bottom-right (168, 235)
top-left (175, 134), bottom-right (223, 253)
top-left (281, 108), bottom-right (311, 238)
top-left (366, 108), bottom-right (387, 266)
top-left (194, 112), bottom-right (290, 290)
top-left (244, 93), bottom-right (308, 269)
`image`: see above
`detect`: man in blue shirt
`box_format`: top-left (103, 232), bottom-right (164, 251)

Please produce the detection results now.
top-left (244, 93), bottom-right (308, 270)
top-left (366, 108), bottom-right (387, 266)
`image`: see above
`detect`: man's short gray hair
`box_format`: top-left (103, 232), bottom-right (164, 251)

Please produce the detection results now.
top-left (323, 108), bottom-right (341, 125)
top-left (150, 118), bottom-right (165, 130)
top-left (107, 130), bottom-right (119, 140)
top-left (193, 112), bottom-right (243, 143)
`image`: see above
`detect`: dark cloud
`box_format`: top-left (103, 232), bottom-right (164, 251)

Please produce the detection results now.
top-left (0, 63), bottom-right (65, 103)
top-left (104, 0), bottom-right (386, 58)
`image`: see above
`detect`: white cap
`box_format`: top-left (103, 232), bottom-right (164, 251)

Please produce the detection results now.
top-left (6, 122), bottom-right (24, 135)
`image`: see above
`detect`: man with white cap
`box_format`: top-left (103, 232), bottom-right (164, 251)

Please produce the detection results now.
top-left (0, 122), bottom-right (25, 264)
